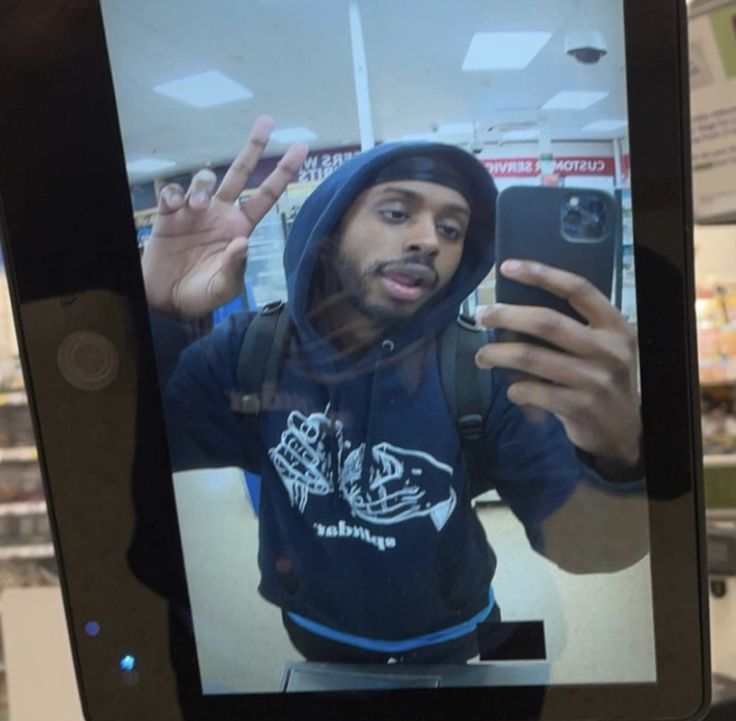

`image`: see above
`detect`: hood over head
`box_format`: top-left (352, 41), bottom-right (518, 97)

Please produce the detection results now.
top-left (283, 142), bottom-right (498, 359)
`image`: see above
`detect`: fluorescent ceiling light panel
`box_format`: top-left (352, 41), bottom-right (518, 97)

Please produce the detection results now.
top-left (582, 118), bottom-right (628, 132)
top-left (126, 158), bottom-right (176, 173)
top-left (503, 128), bottom-right (540, 141)
top-left (153, 70), bottom-right (253, 108)
top-left (543, 90), bottom-right (608, 110)
top-left (437, 122), bottom-right (475, 135)
top-left (270, 127), bottom-right (318, 143)
top-left (462, 32), bottom-right (552, 70)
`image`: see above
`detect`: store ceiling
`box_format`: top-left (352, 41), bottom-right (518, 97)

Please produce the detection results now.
top-left (101, 0), bottom-right (628, 182)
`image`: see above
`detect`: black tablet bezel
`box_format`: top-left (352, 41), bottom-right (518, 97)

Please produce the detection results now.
top-left (0, 1), bottom-right (709, 719)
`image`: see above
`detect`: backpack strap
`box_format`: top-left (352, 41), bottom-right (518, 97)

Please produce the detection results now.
top-left (438, 315), bottom-right (494, 496)
top-left (235, 300), bottom-right (291, 419)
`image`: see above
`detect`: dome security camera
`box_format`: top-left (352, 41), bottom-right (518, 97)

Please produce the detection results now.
top-left (565, 28), bottom-right (608, 64)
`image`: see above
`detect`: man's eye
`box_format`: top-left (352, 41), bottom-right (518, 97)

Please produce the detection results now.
top-left (437, 223), bottom-right (464, 241)
top-left (379, 209), bottom-right (409, 223)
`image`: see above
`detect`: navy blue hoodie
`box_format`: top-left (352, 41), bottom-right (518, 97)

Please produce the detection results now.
top-left (161, 142), bottom-right (587, 652)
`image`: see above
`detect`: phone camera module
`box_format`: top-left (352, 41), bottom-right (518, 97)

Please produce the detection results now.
top-left (562, 193), bottom-right (608, 242)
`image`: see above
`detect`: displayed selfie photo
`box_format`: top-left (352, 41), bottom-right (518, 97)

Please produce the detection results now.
top-left (99, 0), bottom-right (656, 694)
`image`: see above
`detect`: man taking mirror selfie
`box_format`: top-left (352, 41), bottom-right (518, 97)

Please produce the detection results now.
top-left (141, 115), bottom-right (647, 664)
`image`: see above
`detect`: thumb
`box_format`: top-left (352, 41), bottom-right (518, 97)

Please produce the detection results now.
top-left (221, 236), bottom-right (249, 274)
top-left (208, 236), bottom-right (249, 305)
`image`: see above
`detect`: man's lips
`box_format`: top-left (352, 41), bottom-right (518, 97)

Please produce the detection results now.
top-left (377, 262), bottom-right (438, 303)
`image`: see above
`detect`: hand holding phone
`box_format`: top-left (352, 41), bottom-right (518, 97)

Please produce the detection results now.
top-left (141, 116), bottom-right (308, 319)
top-left (476, 258), bottom-right (641, 470)
top-left (473, 185), bottom-right (640, 467)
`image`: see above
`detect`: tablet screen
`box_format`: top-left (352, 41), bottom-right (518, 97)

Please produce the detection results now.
top-left (101, 0), bottom-right (654, 695)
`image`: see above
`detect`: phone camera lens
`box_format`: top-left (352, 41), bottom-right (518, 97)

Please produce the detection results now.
top-left (563, 209), bottom-right (582, 237)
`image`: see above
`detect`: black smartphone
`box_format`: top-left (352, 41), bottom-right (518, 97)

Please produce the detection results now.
top-left (495, 186), bottom-right (618, 328)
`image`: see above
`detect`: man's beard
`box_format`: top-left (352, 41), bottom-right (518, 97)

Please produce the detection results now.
top-left (332, 250), bottom-right (438, 328)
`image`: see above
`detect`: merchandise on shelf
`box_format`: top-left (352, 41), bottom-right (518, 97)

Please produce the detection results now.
top-left (0, 558), bottom-right (57, 588)
top-left (696, 282), bottom-right (736, 384)
top-left (0, 393), bottom-right (35, 447)
top-left (702, 387), bottom-right (736, 455)
top-left (0, 458), bottom-right (42, 504)
top-left (0, 507), bottom-right (49, 546)
top-left (0, 378), bottom-right (54, 563)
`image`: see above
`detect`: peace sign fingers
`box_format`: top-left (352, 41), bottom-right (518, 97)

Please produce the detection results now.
top-left (215, 115), bottom-right (309, 232)
top-left (240, 142), bottom-right (309, 229)
top-left (215, 115), bottom-right (276, 204)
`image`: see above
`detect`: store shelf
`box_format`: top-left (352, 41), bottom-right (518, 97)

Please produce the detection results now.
top-left (0, 501), bottom-right (46, 517)
top-left (0, 544), bottom-right (54, 561)
top-left (0, 446), bottom-right (36, 464)
top-left (0, 392), bottom-right (26, 408)
top-left (705, 454), bottom-right (736, 468)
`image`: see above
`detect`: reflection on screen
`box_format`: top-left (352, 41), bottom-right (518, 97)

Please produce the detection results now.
top-left (101, 0), bottom-right (654, 694)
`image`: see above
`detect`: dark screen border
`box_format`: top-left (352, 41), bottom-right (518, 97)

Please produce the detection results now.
top-left (0, 1), bottom-right (709, 720)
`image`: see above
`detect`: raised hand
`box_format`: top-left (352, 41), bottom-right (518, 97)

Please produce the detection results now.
top-left (141, 116), bottom-right (308, 318)
top-left (476, 260), bottom-right (641, 470)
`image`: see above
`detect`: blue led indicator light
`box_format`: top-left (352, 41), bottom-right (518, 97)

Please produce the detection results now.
top-left (84, 621), bottom-right (100, 637)
top-left (119, 655), bottom-right (136, 672)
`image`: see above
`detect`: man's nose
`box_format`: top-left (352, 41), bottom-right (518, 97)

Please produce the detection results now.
top-left (403, 216), bottom-right (440, 256)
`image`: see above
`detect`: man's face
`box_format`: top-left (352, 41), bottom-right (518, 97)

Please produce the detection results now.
top-left (332, 179), bottom-right (470, 326)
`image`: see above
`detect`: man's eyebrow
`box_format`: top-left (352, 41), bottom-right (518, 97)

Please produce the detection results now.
top-left (375, 186), bottom-right (471, 216)
top-left (376, 186), bottom-right (419, 201)
top-left (445, 203), bottom-right (471, 218)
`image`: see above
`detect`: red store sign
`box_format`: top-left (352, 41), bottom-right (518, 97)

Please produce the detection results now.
top-left (482, 156), bottom-right (615, 178)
